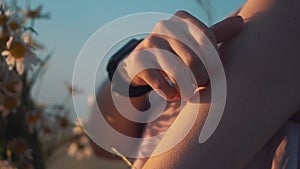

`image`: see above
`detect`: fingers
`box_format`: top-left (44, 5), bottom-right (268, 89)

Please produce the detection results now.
top-left (165, 36), bottom-right (209, 86)
top-left (128, 11), bottom-right (244, 101)
top-left (171, 10), bottom-right (216, 43)
top-left (137, 69), bottom-right (178, 101)
top-left (172, 10), bottom-right (244, 44)
top-left (131, 36), bottom-right (181, 100)
top-left (210, 16), bottom-right (244, 43)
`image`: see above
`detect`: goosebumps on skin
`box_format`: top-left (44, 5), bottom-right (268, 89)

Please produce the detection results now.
top-left (140, 0), bottom-right (300, 169)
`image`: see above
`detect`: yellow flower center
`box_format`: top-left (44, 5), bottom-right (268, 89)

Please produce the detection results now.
top-left (27, 10), bottom-right (40, 18)
top-left (9, 21), bottom-right (20, 30)
top-left (10, 42), bottom-right (26, 59)
top-left (0, 14), bottom-right (8, 25)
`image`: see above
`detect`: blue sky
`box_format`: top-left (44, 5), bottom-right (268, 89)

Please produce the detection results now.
top-left (27, 0), bottom-right (245, 116)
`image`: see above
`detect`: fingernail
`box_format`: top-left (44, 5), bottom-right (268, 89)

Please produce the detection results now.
top-left (235, 15), bottom-right (244, 23)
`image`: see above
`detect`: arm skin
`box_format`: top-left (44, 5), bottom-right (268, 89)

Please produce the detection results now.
top-left (90, 14), bottom-right (244, 159)
top-left (90, 81), bottom-right (148, 159)
top-left (141, 0), bottom-right (300, 168)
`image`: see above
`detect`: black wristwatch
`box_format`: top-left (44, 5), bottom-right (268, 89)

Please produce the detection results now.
top-left (106, 39), bottom-right (152, 97)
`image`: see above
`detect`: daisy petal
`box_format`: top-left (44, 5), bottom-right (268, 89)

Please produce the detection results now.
top-left (1, 50), bottom-right (11, 56)
top-left (16, 59), bottom-right (24, 75)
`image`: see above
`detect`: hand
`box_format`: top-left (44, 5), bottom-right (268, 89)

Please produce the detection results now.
top-left (117, 11), bottom-right (243, 101)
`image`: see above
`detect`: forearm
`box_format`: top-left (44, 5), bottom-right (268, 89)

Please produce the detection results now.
top-left (97, 81), bottom-right (147, 137)
top-left (91, 81), bottom-right (149, 158)
top-left (142, 0), bottom-right (300, 168)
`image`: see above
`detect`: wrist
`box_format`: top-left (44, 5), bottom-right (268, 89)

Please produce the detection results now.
top-left (106, 39), bottom-right (152, 97)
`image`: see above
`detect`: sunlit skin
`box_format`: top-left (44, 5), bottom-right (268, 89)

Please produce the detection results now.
top-left (92, 13), bottom-right (244, 163)
top-left (141, 0), bottom-right (300, 168)
top-left (93, 0), bottom-right (300, 168)
top-left (125, 13), bottom-right (243, 101)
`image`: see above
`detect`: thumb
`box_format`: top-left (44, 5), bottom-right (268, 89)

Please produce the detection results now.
top-left (210, 16), bottom-right (244, 43)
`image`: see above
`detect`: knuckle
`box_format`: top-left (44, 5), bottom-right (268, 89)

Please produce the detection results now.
top-left (154, 20), bottom-right (168, 31)
top-left (143, 35), bottom-right (155, 48)
top-left (127, 50), bottom-right (143, 63)
top-left (183, 52), bottom-right (196, 67)
top-left (151, 80), bottom-right (162, 90)
top-left (156, 20), bottom-right (166, 27)
top-left (129, 53), bottom-right (139, 61)
top-left (144, 35), bottom-right (166, 48)
top-left (175, 10), bottom-right (189, 17)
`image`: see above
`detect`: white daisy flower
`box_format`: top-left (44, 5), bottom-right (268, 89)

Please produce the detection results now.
top-left (1, 36), bottom-right (40, 75)
top-left (0, 2), bottom-right (24, 33)
top-left (0, 2), bottom-right (11, 26)
top-left (24, 4), bottom-right (50, 19)
top-left (7, 12), bottom-right (25, 33)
